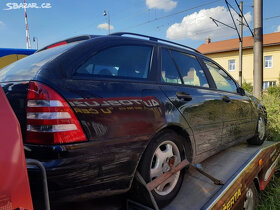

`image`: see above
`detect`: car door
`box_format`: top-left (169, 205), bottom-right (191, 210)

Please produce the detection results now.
top-left (202, 59), bottom-right (254, 145)
top-left (159, 48), bottom-right (224, 155)
top-left (65, 42), bottom-right (168, 185)
top-left (70, 43), bottom-right (164, 139)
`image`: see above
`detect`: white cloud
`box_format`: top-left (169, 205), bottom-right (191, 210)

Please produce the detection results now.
top-left (97, 23), bottom-right (114, 31)
top-left (276, 25), bottom-right (280, 32)
top-left (166, 6), bottom-right (252, 41)
top-left (146, 0), bottom-right (177, 11)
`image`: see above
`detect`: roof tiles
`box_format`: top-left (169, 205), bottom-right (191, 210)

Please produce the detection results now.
top-left (197, 32), bottom-right (280, 54)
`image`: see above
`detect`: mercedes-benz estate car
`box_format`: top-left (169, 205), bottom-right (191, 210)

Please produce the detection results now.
top-left (0, 33), bottom-right (267, 207)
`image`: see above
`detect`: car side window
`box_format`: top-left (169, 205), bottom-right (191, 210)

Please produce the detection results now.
top-left (75, 45), bottom-right (152, 79)
top-left (161, 49), bottom-right (182, 84)
top-left (171, 51), bottom-right (209, 88)
top-left (203, 60), bottom-right (237, 93)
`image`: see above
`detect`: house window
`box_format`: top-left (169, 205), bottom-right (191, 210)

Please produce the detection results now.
top-left (228, 59), bottom-right (236, 71)
top-left (263, 81), bottom-right (276, 90)
top-left (264, 56), bottom-right (273, 68)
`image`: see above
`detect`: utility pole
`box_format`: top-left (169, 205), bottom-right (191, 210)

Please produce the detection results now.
top-left (253, 0), bottom-right (263, 98)
top-left (239, 1), bottom-right (243, 86)
top-left (103, 10), bottom-right (110, 35)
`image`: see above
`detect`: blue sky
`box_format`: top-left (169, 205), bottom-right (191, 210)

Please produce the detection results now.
top-left (0, 0), bottom-right (279, 49)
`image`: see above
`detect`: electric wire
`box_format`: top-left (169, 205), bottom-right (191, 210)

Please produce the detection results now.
top-left (120, 0), bottom-right (222, 31)
top-left (265, 15), bottom-right (280, 20)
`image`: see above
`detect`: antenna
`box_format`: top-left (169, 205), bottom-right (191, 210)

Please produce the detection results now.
top-left (24, 0), bottom-right (31, 49)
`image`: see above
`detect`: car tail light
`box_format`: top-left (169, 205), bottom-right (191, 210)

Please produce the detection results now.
top-left (26, 81), bottom-right (86, 144)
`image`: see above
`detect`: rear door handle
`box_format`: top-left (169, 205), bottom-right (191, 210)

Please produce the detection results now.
top-left (176, 92), bottom-right (192, 101)
top-left (222, 95), bottom-right (231, 103)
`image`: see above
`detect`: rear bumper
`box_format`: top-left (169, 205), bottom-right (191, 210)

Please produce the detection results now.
top-left (25, 137), bottom-right (148, 203)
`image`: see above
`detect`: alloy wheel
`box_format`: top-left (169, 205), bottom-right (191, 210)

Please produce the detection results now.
top-left (150, 141), bottom-right (181, 196)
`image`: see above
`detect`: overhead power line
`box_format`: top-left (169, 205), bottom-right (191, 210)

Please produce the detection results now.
top-left (265, 15), bottom-right (280, 20)
top-left (210, 0), bottom-right (254, 41)
top-left (120, 0), bottom-right (222, 31)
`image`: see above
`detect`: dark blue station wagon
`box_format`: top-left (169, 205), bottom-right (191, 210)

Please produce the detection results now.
top-left (0, 33), bottom-right (266, 207)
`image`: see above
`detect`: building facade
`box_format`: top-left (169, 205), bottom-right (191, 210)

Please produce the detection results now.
top-left (197, 32), bottom-right (280, 89)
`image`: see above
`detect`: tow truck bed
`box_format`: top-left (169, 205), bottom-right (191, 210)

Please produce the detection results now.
top-left (162, 141), bottom-right (280, 210)
top-left (44, 141), bottom-right (280, 210)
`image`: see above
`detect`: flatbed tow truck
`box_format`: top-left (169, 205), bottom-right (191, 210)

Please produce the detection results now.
top-left (2, 141), bottom-right (280, 210)
top-left (164, 141), bottom-right (279, 210)
top-left (52, 140), bottom-right (279, 210)
top-left (1, 86), bottom-right (279, 210)
top-left (126, 140), bottom-right (280, 210)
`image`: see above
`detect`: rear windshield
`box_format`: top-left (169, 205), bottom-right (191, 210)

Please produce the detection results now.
top-left (0, 43), bottom-right (77, 82)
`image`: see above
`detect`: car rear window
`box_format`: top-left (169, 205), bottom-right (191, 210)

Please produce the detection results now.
top-left (0, 43), bottom-right (77, 82)
top-left (75, 45), bottom-right (152, 80)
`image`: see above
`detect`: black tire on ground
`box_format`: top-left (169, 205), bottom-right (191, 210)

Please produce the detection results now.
top-left (247, 116), bottom-right (266, 145)
top-left (243, 182), bottom-right (259, 210)
top-left (131, 130), bottom-right (187, 208)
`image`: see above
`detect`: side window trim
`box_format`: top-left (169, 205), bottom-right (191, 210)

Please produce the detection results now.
top-left (167, 48), bottom-right (184, 84)
top-left (147, 45), bottom-right (155, 81)
top-left (196, 56), bottom-right (217, 89)
top-left (159, 47), bottom-right (183, 85)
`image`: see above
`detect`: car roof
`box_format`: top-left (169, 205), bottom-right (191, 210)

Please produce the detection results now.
top-left (38, 33), bottom-right (202, 57)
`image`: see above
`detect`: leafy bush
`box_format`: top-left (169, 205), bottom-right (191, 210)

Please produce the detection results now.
top-left (242, 82), bottom-right (253, 94)
top-left (262, 90), bottom-right (280, 141)
top-left (267, 85), bottom-right (280, 98)
top-left (257, 86), bottom-right (280, 209)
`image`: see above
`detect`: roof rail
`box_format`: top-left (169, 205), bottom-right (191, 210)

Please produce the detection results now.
top-left (110, 32), bottom-right (200, 53)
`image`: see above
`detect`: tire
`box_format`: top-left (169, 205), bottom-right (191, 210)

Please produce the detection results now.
top-left (133, 130), bottom-right (187, 208)
top-left (243, 182), bottom-right (259, 210)
top-left (247, 116), bottom-right (266, 145)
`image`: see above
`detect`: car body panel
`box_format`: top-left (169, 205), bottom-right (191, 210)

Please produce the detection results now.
top-left (160, 85), bottom-right (224, 155)
top-left (0, 35), bottom-right (263, 202)
top-left (219, 91), bottom-right (256, 144)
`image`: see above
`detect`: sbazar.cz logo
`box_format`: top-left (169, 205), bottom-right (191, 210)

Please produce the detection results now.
top-left (4, 2), bottom-right (52, 10)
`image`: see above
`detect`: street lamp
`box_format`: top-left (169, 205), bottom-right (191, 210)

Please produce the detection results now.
top-left (103, 10), bottom-right (110, 35)
top-left (33, 36), bottom-right (39, 50)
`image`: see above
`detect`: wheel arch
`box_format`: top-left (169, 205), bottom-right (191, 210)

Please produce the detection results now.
top-left (143, 124), bottom-right (194, 165)
top-left (128, 124), bottom-right (194, 191)
top-left (164, 125), bottom-right (194, 163)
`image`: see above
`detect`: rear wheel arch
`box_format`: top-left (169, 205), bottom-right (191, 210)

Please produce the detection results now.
top-left (130, 125), bottom-right (193, 207)
top-left (143, 125), bottom-right (194, 166)
top-left (128, 125), bottom-right (194, 190)
top-left (163, 125), bottom-right (194, 163)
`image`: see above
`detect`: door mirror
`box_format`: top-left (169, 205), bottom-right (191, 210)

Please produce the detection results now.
top-left (237, 87), bottom-right (245, 96)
